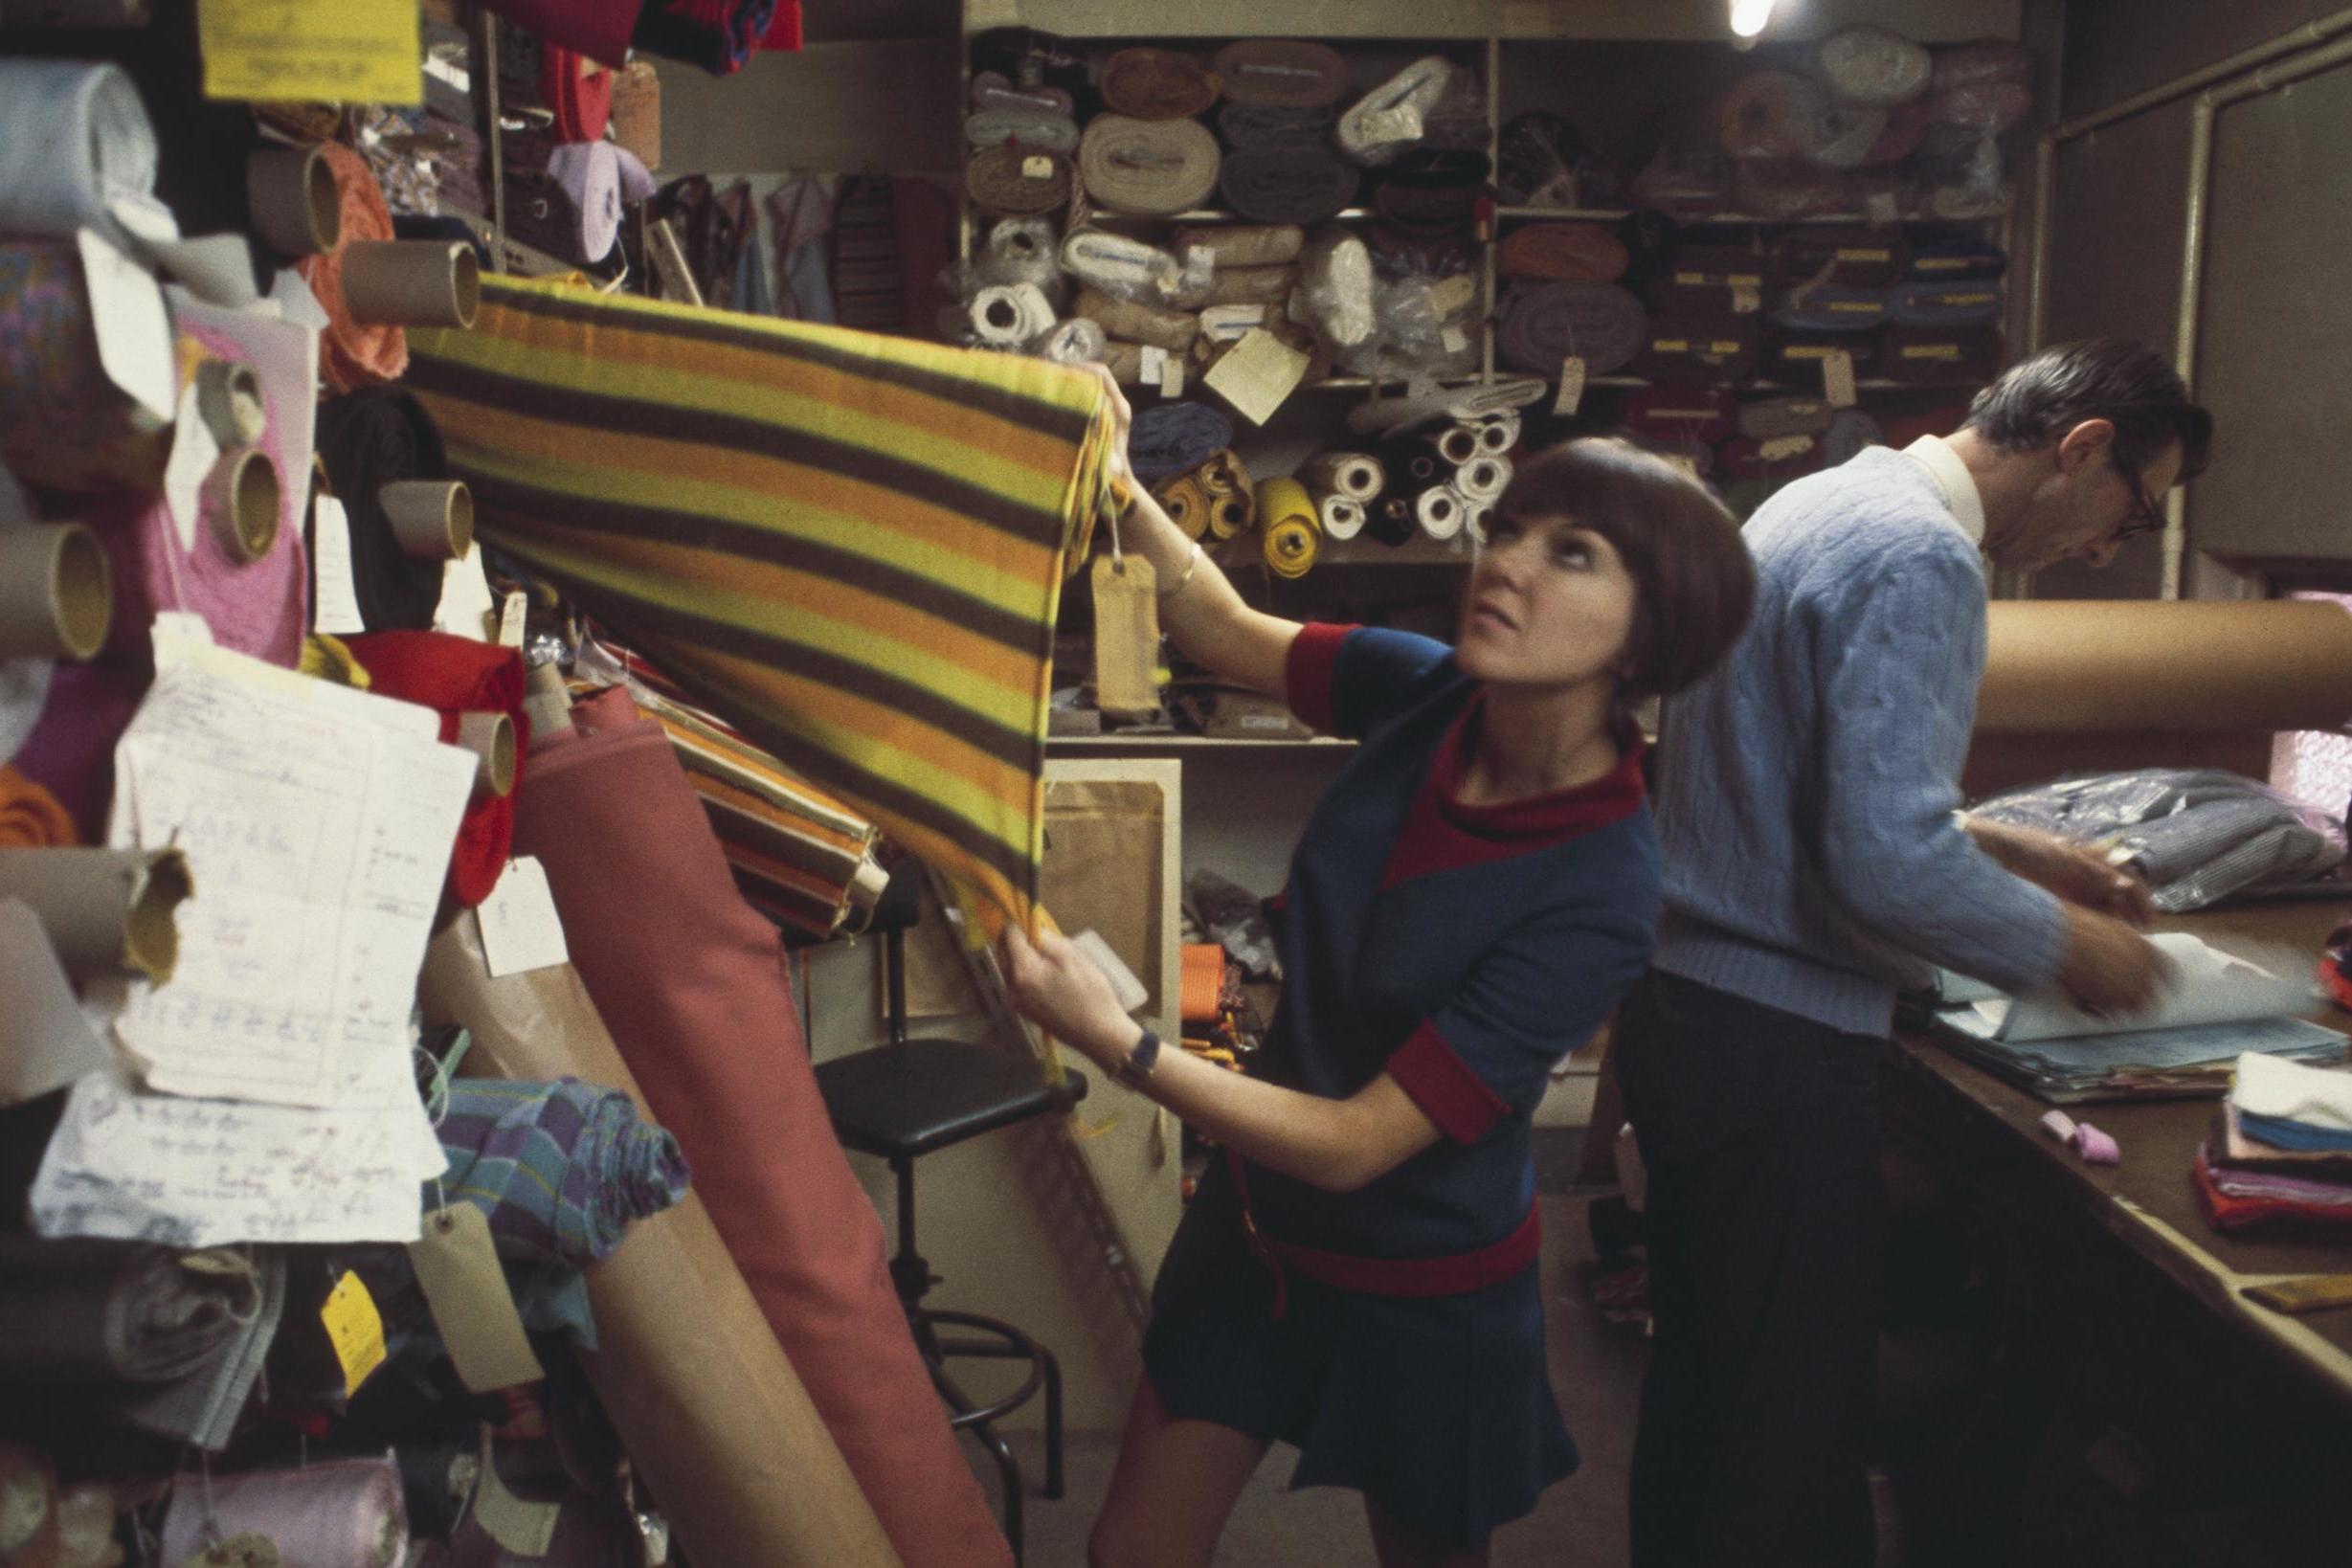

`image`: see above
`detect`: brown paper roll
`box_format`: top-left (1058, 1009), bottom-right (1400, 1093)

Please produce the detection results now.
top-left (1172, 224), bottom-right (1305, 268)
top-left (1203, 264), bottom-right (1297, 308)
top-left (1153, 473), bottom-right (1209, 541)
top-left (456, 709), bottom-right (516, 798)
top-left (414, 926), bottom-right (906, 1568)
top-left (246, 145), bottom-right (341, 258)
top-left (1979, 600), bottom-right (2352, 734)
top-left (0, 523), bottom-right (111, 661)
top-left (338, 240), bottom-right (481, 328)
top-left (203, 446), bottom-right (280, 564)
top-left (0, 846), bottom-right (190, 983)
top-left (1073, 286), bottom-right (1198, 352)
top-left (380, 479), bottom-right (473, 562)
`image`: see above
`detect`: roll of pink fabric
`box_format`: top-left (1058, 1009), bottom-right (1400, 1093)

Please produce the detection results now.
top-left (158, 1457), bottom-right (408, 1567)
top-left (513, 689), bottom-right (1011, 1568)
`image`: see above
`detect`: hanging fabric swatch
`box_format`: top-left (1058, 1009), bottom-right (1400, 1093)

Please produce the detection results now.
top-left (437, 1077), bottom-right (691, 1266)
top-left (405, 276), bottom-right (1116, 935)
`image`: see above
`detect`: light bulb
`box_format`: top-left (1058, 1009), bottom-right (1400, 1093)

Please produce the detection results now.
top-left (1730, 0), bottom-right (1778, 37)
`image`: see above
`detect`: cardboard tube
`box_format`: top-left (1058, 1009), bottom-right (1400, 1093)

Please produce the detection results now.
top-left (246, 145), bottom-right (341, 258)
top-left (1477, 416), bottom-right (1520, 455)
top-left (0, 847), bottom-right (190, 983)
top-left (414, 926), bottom-right (907, 1568)
top-left (456, 710), bottom-right (517, 798)
top-left (204, 446), bottom-right (280, 564)
top-left (1979, 599), bottom-right (2352, 734)
top-left (193, 360), bottom-right (267, 447)
top-left (1302, 451), bottom-right (1383, 502)
top-left (338, 240), bottom-right (481, 328)
top-left (1434, 424), bottom-right (1481, 465)
top-left (379, 479), bottom-right (472, 562)
top-left (1319, 494), bottom-right (1365, 540)
top-left (0, 523), bottom-right (111, 661)
top-left (1208, 493), bottom-right (1252, 540)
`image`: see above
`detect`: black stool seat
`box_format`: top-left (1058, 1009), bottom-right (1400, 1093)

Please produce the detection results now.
top-left (818, 1037), bottom-right (1088, 1160)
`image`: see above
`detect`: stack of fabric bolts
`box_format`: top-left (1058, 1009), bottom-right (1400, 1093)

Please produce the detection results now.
top-left (2195, 1053), bottom-right (2352, 1233)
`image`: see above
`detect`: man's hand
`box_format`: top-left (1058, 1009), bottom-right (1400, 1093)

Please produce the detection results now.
top-left (2056, 905), bottom-right (2172, 1017)
top-left (1966, 817), bottom-right (2155, 925)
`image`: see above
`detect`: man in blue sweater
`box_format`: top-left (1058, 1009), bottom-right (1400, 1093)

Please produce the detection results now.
top-left (1615, 340), bottom-right (2214, 1567)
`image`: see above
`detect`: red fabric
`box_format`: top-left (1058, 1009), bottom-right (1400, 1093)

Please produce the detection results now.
top-left (1284, 621), bottom-right (1355, 734)
top-left (512, 704), bottom-right (1012, 1568)
top-left (762, 1), bottom-right (803, 49)
top-left (539, 47), bottom-right (616, 143)
top-left (486, 0), bottom-right (637, 67)
top-left (1387, 1021), bottom-right (1513, 1145)
top-left (342, 633), bottom-right (526, 908)
top-left (2193, 1146), bottom-right (2352, 1234)
top-left (892, 176), bottom-right (957, 343)
top-left (1225, 1150), bottom-right (1538, 1319)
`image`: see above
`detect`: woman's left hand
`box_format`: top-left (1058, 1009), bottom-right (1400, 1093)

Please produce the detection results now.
top-left (999, 924), bottom-right (1140, 1066)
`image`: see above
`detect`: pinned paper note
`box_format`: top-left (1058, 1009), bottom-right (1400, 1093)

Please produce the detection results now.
top-left (1201, 328), bottom-right (1308, 425)
top-left (307, 495), bottom-right (367, 636)
top-left (1554, 354), bottom-right (1586, 416)
top-left (1823, 348), bottom-right (1858, 408)
top-left (77, 230), bottom-right (175, 426)
top-left (197, 0), bottom-right (422, 105)
top-left (497, 591), bottom-right (527, 649)
top-left (477, 858), bottom-right (570, 978)
top-left (320, 1269), bottom-right (386, 1395)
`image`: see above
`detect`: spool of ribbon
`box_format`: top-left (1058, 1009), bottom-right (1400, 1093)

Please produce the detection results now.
top-left (1154, 473), bottom-right (1210, 540)
top-left (0, 242), bottom-right (177, 503)
top-left (1414, 484), bottom-right (1466, 542)
top-left (1031, 316), bottom-right (1107, 364)
top-left (1815, 26), bottom-right (1933, 107)
top-left (0, 60), bottom-right (164, 254)
top-left (967, 281), bottom-right (1057, 347)
top-left (965, 143), bottom-right (1071, 215)
top-left (1336, 56), bottom-right (1455, 166)
top-left (159, 1457), bottom-right (409, 1568)
top-left (1475, 415), bottom-right (1522, 455)
top-left (1498, 222), bottom-right (1629, 282)
top-left (1100, 47), bottom-right (1218, 121)
top-left (1212, 39), bottom-right (1349, 108)
top-left (1318, 495), bottom-right (1365, 541)
top-left (1075, 286), bottom-right (1198, 352)
top-left (315, 388), bottom-right (454, 634)
top-left (1455, 455), bottom-right (1512, 504)
top-left (1218, 146), bottom-right (1359, 226)
top-left (964, 107), bottom-right (1081, 153)
top-left (1130, 402), bottom-right (1234, 484)
top-left (1257, 479), bottom-right (1320, 579)
top-left (1173, 224), bottom-right (1305, 269)
top-left (534, 138), bottom-right (655, 263)
top-left (297, 142), bottom-right (409, 393)
top-left (1078, 116), bottom-right (1221, 216)
top-left (344, 632), bottom-right (527, 907)
top-left (1496, 280), bottom-right (1646, 375)
top-left (246, 144), bottom-right (343, 259)
top-left (1301, 451), bottom-right (1383, 502)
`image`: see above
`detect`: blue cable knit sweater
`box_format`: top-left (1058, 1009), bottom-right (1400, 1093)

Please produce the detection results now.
top-left (1650, 447), bottom-right (2069, 1037)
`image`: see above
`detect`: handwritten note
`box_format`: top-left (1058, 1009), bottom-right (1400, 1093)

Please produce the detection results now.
top-left (106, 646), bottom-right (473, 1106)
top-left (197, 0), bottom-right (421, 106)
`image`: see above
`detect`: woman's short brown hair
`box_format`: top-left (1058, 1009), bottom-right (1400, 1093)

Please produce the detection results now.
top-left (1489, 437), bottom-right (1755, 701)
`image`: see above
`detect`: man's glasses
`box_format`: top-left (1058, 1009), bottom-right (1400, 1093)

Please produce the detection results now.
top-left (2111, 454), bottom-right (2164, 542)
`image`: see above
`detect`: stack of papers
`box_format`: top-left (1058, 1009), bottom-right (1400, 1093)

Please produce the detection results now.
top-left (1931, 933), bottom-right (2346, 1103)
top-left (29, 636), bottom-right (475, 1246)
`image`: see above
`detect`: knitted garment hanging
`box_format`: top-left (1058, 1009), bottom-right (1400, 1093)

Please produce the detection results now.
top-left (405, 276), bottom-right (1117, 935)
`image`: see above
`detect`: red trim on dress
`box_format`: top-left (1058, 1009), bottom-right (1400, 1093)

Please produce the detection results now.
top-left (1387, 1021), bottom-right (1512, 1145)
top-left (1284, 621), bottom-right (1357, 735)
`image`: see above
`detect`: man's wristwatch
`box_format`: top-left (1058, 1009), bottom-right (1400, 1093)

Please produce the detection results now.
top-left (1114, 1027), bottom-right (1161, 1089)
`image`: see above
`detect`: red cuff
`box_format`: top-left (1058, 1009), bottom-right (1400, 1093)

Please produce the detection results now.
top-left (1387, 1022), bottom-right (1512, 1145)
top-left (1284, 622), bottom-right (1356, 735)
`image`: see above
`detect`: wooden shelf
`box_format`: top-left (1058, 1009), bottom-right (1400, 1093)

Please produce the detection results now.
top-left (1493, 206), bottom-right (1975, 226)
top-left (1047, 734), bottom-right (1356, 751)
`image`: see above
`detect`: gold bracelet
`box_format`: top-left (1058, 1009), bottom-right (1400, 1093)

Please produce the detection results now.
top-left (1158, 541), bottom-right (1203, 600)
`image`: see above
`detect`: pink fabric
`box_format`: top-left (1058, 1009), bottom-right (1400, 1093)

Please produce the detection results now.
top-left (11, 657), bottom-right (148, 841)
top-left (514, 702), bottom-right (1012, 1568)
top-left (159, 1458), bottom-right (407, 1566)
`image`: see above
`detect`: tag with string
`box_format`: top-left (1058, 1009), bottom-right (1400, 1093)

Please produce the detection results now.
top-left (1553, 353), bottom-right (1586, 416)
top-left (407, 1203), bottom-right (546, 1393)
top-left (1091, 512), bottom-right (1160, 721)
top-left (318, 1270), bottom-right (385, 1397)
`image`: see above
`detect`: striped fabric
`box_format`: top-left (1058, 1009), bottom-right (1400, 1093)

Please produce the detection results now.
top-left (438, 1077), bottom-right (692, 1266)
top-left (405, 276), bottom-right (1118, 934)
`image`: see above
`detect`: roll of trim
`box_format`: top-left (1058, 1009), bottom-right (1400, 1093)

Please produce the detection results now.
top-left (1318, 494), bottom-right (1366, 541)
top-left (1455, 456), bottom-right (1512, 504)
top-left (1078, 116), bottom-right (1221, 217)
top-left (1414, 485), bottom-right (1466, 542)
top-left (966, 144), bottom-right (1072, 215)
top-left (1301, 451), bottom-right (1383, 502)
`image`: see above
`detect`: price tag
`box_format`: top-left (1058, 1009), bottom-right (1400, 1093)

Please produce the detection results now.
top-left (1823, 347), bottom-right (1858, 409)
top-left (1730, 282), bottom-right (1761, 315)
top-left (408, 1205), bottom-right (547, 1393)
top-left (1020, 154), bottom-right (1053, 180)
top-left (1440, 324), bottom-right (1469, 353)
top-left (1090, 553), bottom-right (1161, 720)
top-left (320, 1269), bottom-right (386, 1397)
top-left (497, 591), bottom-right (527, 649)
top-left (308, 495), bottom-right (368, 636)
top-left (1139, 345), bottom-right (1167, 388)
top-left (1159, 354), bottom-right (1185, 397)
top-left (1553, 354), bottom-right (1586, 416)
top-left (1865, 190), bottom-right (1900, 226)
top-left (476, 857), bottom-right (570, 978)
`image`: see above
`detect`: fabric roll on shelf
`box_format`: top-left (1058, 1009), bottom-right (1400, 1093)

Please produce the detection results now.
top-left (0, 60), bottom-right (168, 254)
top-left (159, 1457), bottom-right (409, 1568)
top-left (296, 142), bottom-right (413, 394)
top-left (1336, 56), bottom-right (1455, 166)
top-left (1216, 101), bottom-right (1339, 150)
top-left (966, 281), bottom-right (1057, 347)
top-left (1172, 224), bottom-right (1304, 269)
top-left (1497, 223), bottom-right (1629, 283)
top-left (1153, 471), bottom-right (1211, 540)
top-left (1101, 339), bottom-right (1148, 385)
top-left (1454, 454), bottom-right (1512, 504)
top-left (1061, 228), bottom-right (1207, 308)
top-left (1768, 227), bottom-right (1907, 290)
top-left (1889, 278), bottom-right (2005, 327)
top-left (1345, 377), bottom-right (1547, 439)
top-left (1717, 70), bottom-right (1834, 161)
top-left (1218, 145), bottom-right (1358, 227)
top-left (1073, 284), bottom-right (1198, 352)
top-left (0, 241), bottom-right (177, 503)
top-left (1031, 316), bottom-right (1107, 365)
top-left (1821, 408), bottom-right (1884, 465)
top-left (1203, 265), bottom-right (1296, 308)
top-left (1100, 46), bottom-right (1218, 121)
top-left (407, 274), bottom-right (1118, 934)
top-left (965, 143), bottom-right (1072, 216)
top-left (1078, 115), bottom-right (1221, 217)
top-left (1634, 313), bottom-right (1762, 385)
top-left (1365, 495), bottom-right (1417, 548)
top-left (0, 1235), bottom-right (263, 1386)
top-left (343, 632), bottom-right (527, 907)
top-left (1815, 25), bottom-right (1933, 107)
top-left (1430, 423), bottom-right (1483, 466)
top-left (1256, 477), bottom-right (1319, 579)
top-left (1317, 495), bottom-right (1366, 541)
top-left (1212, 38), bottom-right (1349, 109)
top-left (1413, 484), bottom-right (1467, 542)
top-left (1372, 148), bottom-right (1493, 230)
top-left (963, 107), bottom-right (1081, 154)
top-left (1129, 401), bottom-right (1235, 486)
top-left (1475, 415), bottom-right (1521, 456)
top-left (1201, 464), bottom-right (1256, 542)
top-left (1736, 396), bottom-right (1837, 441)
top-left (1371, 437), bottom-right (1446, 494)
top-left (1496, 280), bottom-right (1646, 375)
top-left (1301, 451), bottom-right (1384, 503)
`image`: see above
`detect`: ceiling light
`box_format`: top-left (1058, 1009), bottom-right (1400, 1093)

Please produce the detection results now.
top-left (1731, 0), bottom-right (1779, 38)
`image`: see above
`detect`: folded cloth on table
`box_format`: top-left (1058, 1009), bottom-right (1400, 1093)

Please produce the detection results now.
top-left (2194, 1143), bottom-right (2352, 1233)
top-left (405, 274), bottom-right (1118, 935)
top-left (1497, 280), bottom-right (1646, 374)
top-left (0, 1236), bottom-right (264, 1384)
top-left (2233, 1051), bottom-right (2352, 1135)
top-left (438, 1077), bottom-right (692, 1266)
top-left (1079, 115), bottom-right (1221, 216)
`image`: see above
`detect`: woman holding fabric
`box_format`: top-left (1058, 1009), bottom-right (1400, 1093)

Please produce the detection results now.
top-left (1000, 370), bottom-right (1756, 1568)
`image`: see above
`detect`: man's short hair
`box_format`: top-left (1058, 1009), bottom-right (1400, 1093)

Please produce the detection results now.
top-left (1962, 339), bottom-right (2214, 480)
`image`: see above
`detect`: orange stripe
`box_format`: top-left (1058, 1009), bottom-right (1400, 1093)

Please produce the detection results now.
top-left (693, 774), bottom-right (871, 860)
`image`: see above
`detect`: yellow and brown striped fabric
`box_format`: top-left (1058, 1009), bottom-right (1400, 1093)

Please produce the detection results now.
top-left (407, 276), bottom-right (1117, 935)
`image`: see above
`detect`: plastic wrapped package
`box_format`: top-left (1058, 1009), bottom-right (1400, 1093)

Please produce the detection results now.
top-left (1292, 230), bottom-right (1378, 353)
top-left (1333, 269), bottom-right (1481, 385)
top-left (1923, 129), bottom-right (2013, 219)
top-left (1734, 159), bottom-right (1855, 220)
top-left (1497, 112), bottom-right (1588, 209)
top-left (1971, 770), bottom-right (2349, 912)
top-left (1060, 227), bottom-right (1213, 307)
top-left (1812, 103), bottom-right (1890, 168)
top-left (1030, 316), bottom-right (1107, 364)
top-left (970, 215), bottom-right (1063, 297)
top-left (1717, 72), bottom-right (1834, 161)
top-left (1335, 56), bottom-right (1456, 166)
top-left (1814, 26), bottom-right (1934, 107)
top-left (1930, 41), bottom-right (2033, 97)
top-left (1421, 65), bottom-right (1492, 153)
top-left (1631, 108), bottom-right (1734, 217)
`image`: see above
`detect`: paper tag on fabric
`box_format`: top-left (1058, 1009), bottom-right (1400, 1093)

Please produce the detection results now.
top-left (473, 1425), bottom-right (562, 1557)
top-left (308, 496), bottom-right (368, 636)
top-left (477, 859), bottom-right (569, 978)
top-left (1021, 155), bottom-right (1053, 180)
top-left (1554, 354), bottom-right (1586, 416)
top-left (77, 230), bottom-right (176, 424)
top-left (320, 1269), bottom-right (386, 1396)
top-left (1139, 346), bottom-right (1167, 388)
top-left (197, 0), bottom-right (421, 104)
top-left (1866, 190), bottom-right (1900, 225)
top-left (1440, 324), bottom-right (1469, 353)
top-left (1160, 354), bottom-right (1186, 396)
top-left (1090, 554), bottom-right (1161, 721)
top-left (407, 1205), bottom-right (546, 1393)
top-left (1731, 282), bottom-right (1762, 315)
top-left (497, 591), bottom-right (527, 649)
top-left (1824, 348), bottom-right (1858, 408)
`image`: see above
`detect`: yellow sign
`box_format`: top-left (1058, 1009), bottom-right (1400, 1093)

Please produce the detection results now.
top-left (320, 1268), bottom-right (388, 1395)
top-left (199, 0), bottom-right (421, 106)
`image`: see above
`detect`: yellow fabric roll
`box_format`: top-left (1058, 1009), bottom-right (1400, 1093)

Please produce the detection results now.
top-left (1256, 477), bottom-right (1319, 579)
top-left (1154, 472), bottom-right (1210, 541)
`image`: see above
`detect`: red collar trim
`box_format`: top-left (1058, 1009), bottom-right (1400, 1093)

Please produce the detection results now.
top-left (1428, 694), bottom-right (1647, 842)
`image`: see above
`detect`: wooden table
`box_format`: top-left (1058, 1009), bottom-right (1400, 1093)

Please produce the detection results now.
top-left (1888, 901), bottom-right (2352, 1409)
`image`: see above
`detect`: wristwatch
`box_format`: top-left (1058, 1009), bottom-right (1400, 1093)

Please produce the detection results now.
top-left (1115, 1027), bottom-right (1161, 1089)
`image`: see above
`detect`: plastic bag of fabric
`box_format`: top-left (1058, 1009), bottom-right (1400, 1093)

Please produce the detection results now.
top-left (1186, 867), bottom-right (1281, 981)
top-left (1972, 769), bottom-right (2349, 912)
